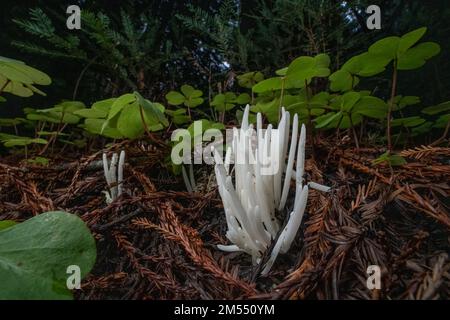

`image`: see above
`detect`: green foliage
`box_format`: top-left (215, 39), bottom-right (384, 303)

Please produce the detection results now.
top-left (0, 56), bottom-right (51, 98)
top-left (13, 8), bottom-right (179, 95)
top-left (26, 101), bottom-right (86, 124)
top-left (1, 25), bottom-right (447, 159)
top-left (237, 72), bottom-right (264, 88)
top-left (169, 119), bottom-right (225, 175)
top-left (315, 92), bottom-right (387, 129)
top-left (75, 92), bottom-right (169, 139)
top-left (392, 95), bottom-right (421, 111)
top-left (211, 92), bottom-right (250, 112)
top-left (165, 109), bottom-right (191, 126)
top-left (329, 27), bottom-right (440, 92)
top-left (0, 211), bottom-right (96, 299)
top-left (422, 101), bottom-right (450, 129)
top-left (27, 156), bottom-right (50, 166)
top-left (0, 133), bottom-right (47, 148)
top-left (422, 101), bottom-right (450, 115)
top-left (253, 53), bottom-right (331, 93)
top-left (166, 85), bottom-right (204, 108)
top-left (0, 220), bottom-right (17, 231)
top-left (391, 116), bottom-right (426, 128)
top-left (372, 151), bottom-right (407, 166)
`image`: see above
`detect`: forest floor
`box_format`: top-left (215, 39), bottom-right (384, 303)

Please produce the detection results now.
top-left (0, 136), bottom-right (449, 299)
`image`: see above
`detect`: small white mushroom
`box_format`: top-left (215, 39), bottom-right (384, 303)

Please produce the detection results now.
top-left (214, 105), bottom-right (329, 274)
top-left (102, 150), bottom-right (126, 204)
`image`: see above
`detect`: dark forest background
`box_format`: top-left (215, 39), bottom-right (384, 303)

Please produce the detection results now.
top-left (1, 0), bottom-right (449, 117)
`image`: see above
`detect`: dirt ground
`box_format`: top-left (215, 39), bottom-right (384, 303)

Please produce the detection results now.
top-left (1, 138), bottom-right (449, 299)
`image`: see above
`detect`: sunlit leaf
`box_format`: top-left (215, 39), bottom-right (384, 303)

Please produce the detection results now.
top-left (368, 36), bottom-right (400, 60)
top-left (398, 27), bottom-right (427, 55)
top-left (165, 91), bottom-right (185, 105)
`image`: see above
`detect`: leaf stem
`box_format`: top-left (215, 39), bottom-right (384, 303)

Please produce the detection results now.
top-left (387, 60), bottom-right (398, 152)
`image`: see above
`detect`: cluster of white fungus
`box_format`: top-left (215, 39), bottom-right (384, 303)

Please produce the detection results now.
top-left (213, 105), bottom-right (329, 275)
top-left (102, 150), bottom-right (125, 204)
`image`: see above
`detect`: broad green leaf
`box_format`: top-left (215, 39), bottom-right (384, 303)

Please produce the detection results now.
top-left (73, 108), bottom-right (106, 119)
top-left (252, 77), bottom-right (283, 93)
top-left (334, 113), bottom-right (363, 129)
top-left (315, 111), bottom-right (342, 129)
top-left (143, 101), bottom-right (168, 130)
top-left (0, 56), bottom-right (24, 64)
top-left (391, 116), bottom-right (425, 127)
top-left (411, 121), bottom-right (433, 135)
top-left (0, 117), bottom-right (26, 126)
top-left (165, 91), bottom-right (185, 105)
top-left (0, 64), bottom-right (33, 84)
top-left (374, 152), bottom-right (407, 166)
top-left (211, 94), bottom-right (225, 106)
top-left (286, 55), bottom-right (330, 83)
top-left (2, 81), bottom-right (33, 97)
top-left (117, 102), bottom-right (144, 139)
top-left (165, 108), bottom-right (191, 125)
top-left (166, 108), bottom-right (187, 116)
top-left (3, 137), bottom-right (47, 147)
top-left (373, 152), bottom-right (406, 167)
top-left (310, 91), bottom-right (330, 106)
top-left (393, 95), bottom-right (420, 110)
top-left (329, 70), bottom-right (356, 92)
top-left (397, 42), bottom-right (440, 70)
top-left (434, 114), bottom-right (450, 128)
top-left (172, 115), bottom-right (191, 125)
top-left (0, 211), bottom-right (96, 299)
top-left (135, 92), bottom-right (169, 127)
top-left (314, 53), bottom-right (330, 68)
top-left (253, 98), bottom-right (279, 123)
top-left (10, 63), bottom-right (51, 85)
top-left (83, 119), bottom-right (123, 139)
top-left (0, 56), bottom-right (51, 98)
top-left (237, 71), bottom-right (264, 88)
top-left (55, 101), bottom-right (86, 113)
top-left (29, 110), bottom-right (80, 124)
top-left (389, 154), bottom-right (407, 166)
top-left (0, 220), bottom-right (16, 231)
top-left (0, 133), bottom-right (20, 141)
top-left (286, 56), bottom-right (316, 76)
top-left (107, 93), bottom-right (135, 120)
top-left (275, 67), bottom-right (288, 76)
top-left (341, 91), bottom-right (361, 112)
top-left (353, 96), bottom-right (387, 119)
top-left (341, 52), bottom-right (388, 76)
top-left (24, 84), bottom-right (46, 96)
top-left (235, 93), bottom-right (251, 104)
top-left (372, 152), bottom-right (389, 165)
top-left (356, 53), bottom-right (390, 76)
top-left (368, 36), bottom-right (400, 60)
top-left (422, 101), bottom-right (450, 115)
top-left (185, 97), bottom-right (203, 108)
top-left (342, 54), bottom-right (364, 74)
top-left (27, 156), bottom-right (50, 166)
top-left (92, 98), bottom-right (115, 113)
top-left (211, 92), bottom-right (237, 111)
top-left (181, 85), bottom-right (202, 98)
top-left (398, 27), bottom-right (427, 55)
